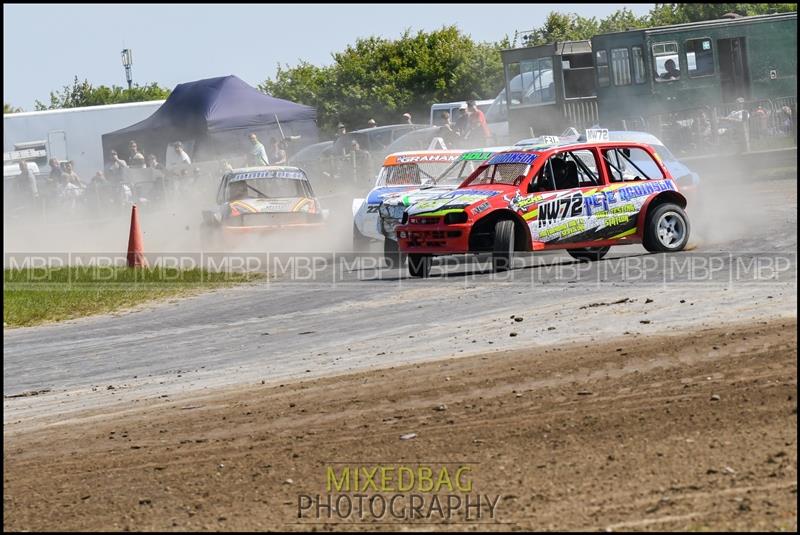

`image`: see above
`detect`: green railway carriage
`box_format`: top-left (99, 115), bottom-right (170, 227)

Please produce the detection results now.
top-left (500, 13), bottom-right (796, 154)
top-left (499, 40), bottom-right (598, 141)
top-left (591, 12), bottom-right (796, 131)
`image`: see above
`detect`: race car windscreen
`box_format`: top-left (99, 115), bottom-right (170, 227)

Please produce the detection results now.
top-left (378, 162), bottom-right (452, 186)
top-left (227, 177), bottom-right (310, 201)
top-left (462, 162), bottom-right (531, 187)
top-left (433, 159), bottom-right (485, 187)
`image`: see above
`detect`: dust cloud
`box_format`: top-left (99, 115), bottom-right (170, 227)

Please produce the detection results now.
top-left (687, 155), bottom-right (796, 248)
top-left (3, 167), bottom-right (373, 264)
top-left (4, 143), bottom-right (793, 267)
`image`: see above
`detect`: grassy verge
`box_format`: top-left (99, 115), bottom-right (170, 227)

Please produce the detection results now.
top-left (4, 267), bottom-right (263, 328)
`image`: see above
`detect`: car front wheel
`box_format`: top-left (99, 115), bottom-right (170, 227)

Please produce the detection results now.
top-left (492, 220), bottom-right (515, 272)
top-left (408, 254), bottom-right (432, 278)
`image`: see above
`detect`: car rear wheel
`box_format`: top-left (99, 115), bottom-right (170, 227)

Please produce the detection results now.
top-left (383, 238), bottom-right (407, 268)
top-left (408, 254), bottom-right (432, 278)
top-left (492, 220), bottom-right (515, 272)
top-left (643, 203), bottom-right (690, 253)
top-left (567, 247), bottom-right (610, 262)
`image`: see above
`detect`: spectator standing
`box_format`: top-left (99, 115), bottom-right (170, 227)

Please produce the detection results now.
top-left (454, 104), bottom-right (469, 137)
top-left (44, 158), bottom-right (63, 202)
top-left (779, 105), bottom-right (793, 136)
top-left (464, 100), bottom-right (491, 146)
top-left (439, 115), bottom-right (459, 148)
top-left (268, 137), bottom-right (288, 165)
top-left (349, 140), bottom-right (372, 185)
top-left (402, 112), bottom-right (412, 125)
top-left (147, 154), bottom-right (164, 170)
top-left (173, 142), bottom-right (192, 165)
top-left (335, 123), bottom-right (347, 140)
top-left (62, 161), bottom-right (85, 188)
top-left (48, 158), bottom-right (63, 180)
top-left (57, 161), bottom-right (85, 210)
top-left (16, 161), bottom-right (39, 200)
top-left (750, 104), bottom-right (768, 140)
top-left (128, 140), bottom-right (146, 168)
top-left (248, 133), bottom-right (270, 166)
top-left (108, 150), bottom-right (129, 171)
top-left (367, 118), bottom-right (377, 128)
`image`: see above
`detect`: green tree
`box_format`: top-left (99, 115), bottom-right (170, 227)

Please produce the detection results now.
top-left (4, 103), bottom-right (23, 114)
top-left (34, 76), bottom-right (171, 110)
top-left (598, 8), bottom-right (650, 34)
top-left (527, 12), bottom-right (600, 46)
top-left (260, 26), bottom-right (508, 135)
top-left (648, 3), bottom-right (796, 26)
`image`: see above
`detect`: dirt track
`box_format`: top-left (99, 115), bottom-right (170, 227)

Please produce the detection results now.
top-left (4, 318), bottom-right (796, 531)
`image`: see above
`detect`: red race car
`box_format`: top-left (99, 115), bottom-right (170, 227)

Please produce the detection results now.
top-left (396, 141), bottom-right (690, 278)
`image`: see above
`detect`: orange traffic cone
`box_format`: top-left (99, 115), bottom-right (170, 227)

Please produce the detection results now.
top-left (126, 204), bottom-right (148, 268)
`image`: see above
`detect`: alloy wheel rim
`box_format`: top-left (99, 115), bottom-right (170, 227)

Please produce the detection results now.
top-left (656, 211), bottom-right (685, 248)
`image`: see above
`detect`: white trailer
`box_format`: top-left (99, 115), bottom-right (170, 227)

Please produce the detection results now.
top-left (3, 100), bottom-right (165, 179)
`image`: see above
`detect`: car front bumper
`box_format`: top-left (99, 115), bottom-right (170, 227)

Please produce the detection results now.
top-left (396, 222), bottom-right (471, 255)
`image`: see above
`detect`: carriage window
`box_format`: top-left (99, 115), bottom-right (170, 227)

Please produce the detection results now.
top-left (562, 52), bottom-right (596, 99)
top-left (632, 46), bottom-right (646, 84)
top-left (602, 147), bottom-right (664, 182)
top-left (506, 62), bottom-right (522, 106)
top-left (652, 42), bottom-right (680, 82)
top-left (596, 50), bottom-right (610, 87)
top-left (520, 57), bottom-right (555, 106)
top-left (611, 48), bottom-right (632, 86)
top-left (686, 38), bottom-right (714, 77)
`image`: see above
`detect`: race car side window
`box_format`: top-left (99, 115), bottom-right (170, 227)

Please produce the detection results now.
top-left (562, 150), bottom-right (600, 187)
top-left (530, 150), bottom-right (599, 192)
top-left (529, 160), bottom-right (555, 193)
top-left (602, 147), bottom-right (665, 182)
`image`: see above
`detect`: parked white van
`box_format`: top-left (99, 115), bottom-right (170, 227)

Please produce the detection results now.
top-left (428, 100), bottom-right (494, 126)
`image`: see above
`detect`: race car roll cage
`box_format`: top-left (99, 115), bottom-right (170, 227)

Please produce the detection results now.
top-left (501, 142), bottom-right (666, 195)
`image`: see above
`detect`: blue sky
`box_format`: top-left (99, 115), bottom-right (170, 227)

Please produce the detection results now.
top-left (3, 3), bottom-right (654, 110)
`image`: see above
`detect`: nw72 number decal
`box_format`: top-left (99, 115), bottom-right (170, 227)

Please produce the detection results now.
top-left (538, 193), bottom-right (583, 227)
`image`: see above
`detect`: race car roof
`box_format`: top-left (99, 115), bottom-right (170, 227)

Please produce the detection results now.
top-left (382, 150), bottom-right (465, 166)
top-left (226, 166), bottom-right (309, 182)
top-left (485, 141), bottom-right (657, 165)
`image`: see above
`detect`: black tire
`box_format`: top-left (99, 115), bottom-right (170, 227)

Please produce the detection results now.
top-left (408, 254), bottom-right (432, 278)
top-left (643, 202), bottom-right (691, 253)
top-left (567, 246), bottom-right (610, 262)
top-left (352, 222), bottom-right (370, 252)
top-left (492, 220), bottom-right (515, 272)
top-left (383, 238), bottom-right (407, 268)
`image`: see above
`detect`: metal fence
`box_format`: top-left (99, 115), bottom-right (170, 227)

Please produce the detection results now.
top-left (563, 99), bottom-right (599, 129)
top-left (622, 96), bottom-right (797, 157)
